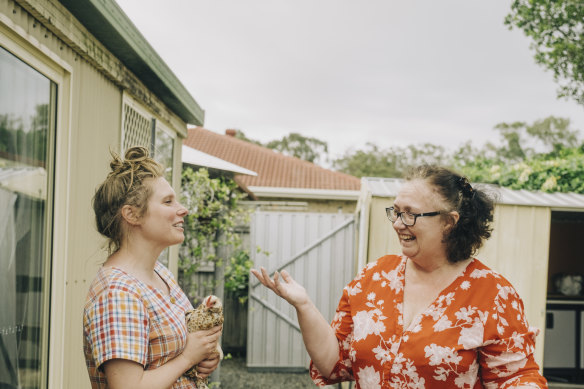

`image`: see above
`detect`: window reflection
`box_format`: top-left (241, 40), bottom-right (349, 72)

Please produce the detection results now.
top-left (154, 126), bottom-right (174, 183)
top-left (0, 46), bottom-right (55, 389)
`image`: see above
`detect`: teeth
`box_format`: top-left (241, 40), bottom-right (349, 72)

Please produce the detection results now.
top-left (174, 222), bottom-right (184, 228)
top-left (400, 234), bottom-right (415, 241)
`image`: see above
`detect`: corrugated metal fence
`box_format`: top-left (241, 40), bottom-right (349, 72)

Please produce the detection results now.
top-left (247, 211), bottom-right (356, 370)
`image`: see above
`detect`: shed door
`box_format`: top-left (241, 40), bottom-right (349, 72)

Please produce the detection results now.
top-left (247, 211), bottom-right (356, 370)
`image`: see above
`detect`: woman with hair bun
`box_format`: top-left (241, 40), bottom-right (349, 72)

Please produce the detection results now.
top-left (83, 146), bottom-right (222, 389)
top-left (253, 164), bottom-right (547, 388)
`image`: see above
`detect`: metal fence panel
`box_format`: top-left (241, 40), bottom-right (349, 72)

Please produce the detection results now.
top-left (247, 212), bottom-right (356, 370)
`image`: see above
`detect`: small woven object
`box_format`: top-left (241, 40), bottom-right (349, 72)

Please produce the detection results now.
top-left (185, 295), bottom-right (224, 388)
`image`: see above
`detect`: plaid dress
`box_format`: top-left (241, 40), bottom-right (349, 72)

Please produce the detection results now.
top-left (83, 262), bottom-right (196, 388)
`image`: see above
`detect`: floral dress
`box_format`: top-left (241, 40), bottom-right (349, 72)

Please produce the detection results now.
top-left (83, 262), bottom-right (196, 389)
top-left (310, 255), bottom-right (548, 389)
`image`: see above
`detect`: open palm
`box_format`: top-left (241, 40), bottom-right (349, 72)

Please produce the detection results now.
top-left (251, 267), bottom-right (309, 308)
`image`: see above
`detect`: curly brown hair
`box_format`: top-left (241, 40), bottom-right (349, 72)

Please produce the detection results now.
top-left (92, 147), bottom-right (164, 255)
top-left (405, 165), bottom-right (494, 263)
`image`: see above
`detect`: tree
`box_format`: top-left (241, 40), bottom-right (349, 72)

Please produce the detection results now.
top-left (332, 143), bottom-right (403, 178)
top-left (333, 142), bottom-right (451, 178)
top-left (454, 116), bottom-right (584, 193)
top-left (233, 129), bottom-right (262, 146)
top-left (459, 144), bottom-right (584, 193)
top-left (489, 116), bottom-right (579, 163)
top-left (233, 130), bottom-right (330, 165)
top-left (505, 0), bottom-right (584, 104)
top-left (265, 132), bottom-right (328, 164)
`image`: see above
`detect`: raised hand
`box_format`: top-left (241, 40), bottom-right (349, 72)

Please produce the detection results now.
top-left (251, 266), bottom-right (309, 308)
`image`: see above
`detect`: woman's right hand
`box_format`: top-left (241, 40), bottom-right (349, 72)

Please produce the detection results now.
top-left (181, 325), bottom-right (222, 366)
top-left (251, 267), bottom-right (309, 308)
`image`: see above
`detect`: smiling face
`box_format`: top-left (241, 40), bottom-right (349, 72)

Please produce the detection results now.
top-left (392, 179), bottom-right (451, 263)
top-left (138, 177), bottom-right (188, 248)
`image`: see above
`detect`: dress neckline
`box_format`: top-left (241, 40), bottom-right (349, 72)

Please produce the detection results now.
top-left (399, 257), bottom-right (476, 334)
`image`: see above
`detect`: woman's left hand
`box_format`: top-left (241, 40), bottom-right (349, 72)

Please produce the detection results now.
top-left (195, 354), bottom-right (221, 378)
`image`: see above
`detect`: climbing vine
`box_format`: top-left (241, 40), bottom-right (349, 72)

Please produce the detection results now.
top-left (179, 167), bottom-right (252, 303)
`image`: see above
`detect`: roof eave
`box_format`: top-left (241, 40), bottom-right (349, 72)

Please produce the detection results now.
top-left (59, 0), bottom-right (204, 125)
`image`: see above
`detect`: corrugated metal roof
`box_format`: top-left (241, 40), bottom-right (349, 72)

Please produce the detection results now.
top-left (362, 177), bottom-right (584, 209)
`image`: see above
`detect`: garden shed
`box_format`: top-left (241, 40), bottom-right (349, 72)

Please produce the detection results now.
top-left (356, 176), bottom-right (584, 371)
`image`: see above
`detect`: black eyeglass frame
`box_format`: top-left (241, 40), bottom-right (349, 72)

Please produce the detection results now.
top-left (385, 207), bottom-right (443, 226)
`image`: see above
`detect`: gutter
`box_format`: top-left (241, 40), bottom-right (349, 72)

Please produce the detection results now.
top-left (58, 0), bottom-right (204, 125)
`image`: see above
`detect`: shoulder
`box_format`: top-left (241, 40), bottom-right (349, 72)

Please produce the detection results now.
top-left (467, 259), bottom-right (513, 286)
top-left (85, 267), bottom-right (143, 307)
top-left (348, 254), bottom-right (404, 287)
top-left (465, 259), bottom-right (522, 301)
top-left (357, 255), bottom-right (403, 277)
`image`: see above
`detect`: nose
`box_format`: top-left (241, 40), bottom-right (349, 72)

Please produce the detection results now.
top-left (177, 203), bottom-right (188, 216)
top-left (392, 215), bottom-right (406, 229)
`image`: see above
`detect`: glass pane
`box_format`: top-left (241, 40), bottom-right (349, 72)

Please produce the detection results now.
top-left (0, 46), bottom-right (55, 389)
top-left (154, 126), bottom-right (174, 183)
top-left (154, 127), bottom-right (174, 267)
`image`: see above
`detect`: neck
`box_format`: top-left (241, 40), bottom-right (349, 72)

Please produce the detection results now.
top-left (106, 236), bottom-right (164, 275)
top-left (406, 255), bottom-right (470, 279)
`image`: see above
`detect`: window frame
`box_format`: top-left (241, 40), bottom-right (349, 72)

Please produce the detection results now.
top-left (0, 22), bottom-right (72, 389)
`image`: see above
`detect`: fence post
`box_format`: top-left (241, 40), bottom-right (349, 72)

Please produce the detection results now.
top-left (210, 232), bottom-right (227, 386)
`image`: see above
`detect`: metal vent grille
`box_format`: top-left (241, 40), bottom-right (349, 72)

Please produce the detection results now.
top-left (122, 103), bottom-right (151, 151)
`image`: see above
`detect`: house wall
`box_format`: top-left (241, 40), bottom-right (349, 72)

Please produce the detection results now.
top-left (1, 1), bottom-right (187, 387)
top-left (365, 196), bottom-right (550, 368)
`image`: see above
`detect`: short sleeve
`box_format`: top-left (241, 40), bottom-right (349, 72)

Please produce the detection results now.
top-left (84, 285), bottom-right (150, 371)
top-left (479, 285), bottom-right (548, 388)
top-left (309, 286), bottom-right (356, 386)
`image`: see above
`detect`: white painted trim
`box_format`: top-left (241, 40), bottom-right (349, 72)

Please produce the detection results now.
top-left (182, 145), bottom-right (257, 176)
top-left (248, 186), bottom-right (360, 200)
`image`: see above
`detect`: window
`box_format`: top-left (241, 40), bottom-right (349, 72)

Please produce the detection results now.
top-left (122, 97), bottom-right (177, 266)
top-left (0, 45), bottom-right (56, 389)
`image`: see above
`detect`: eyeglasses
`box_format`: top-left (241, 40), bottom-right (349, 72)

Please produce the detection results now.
top-left (385, 207), bottom-right (442, 226)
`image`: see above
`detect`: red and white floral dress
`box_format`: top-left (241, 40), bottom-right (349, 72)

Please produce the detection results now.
top-left (310, 255), bottom-right (548, 389)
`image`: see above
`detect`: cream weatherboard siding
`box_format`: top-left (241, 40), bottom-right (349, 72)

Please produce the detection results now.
top-left (1, 0), bottom-right (199, 387)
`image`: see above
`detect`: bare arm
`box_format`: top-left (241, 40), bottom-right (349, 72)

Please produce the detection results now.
top-left (103, 326), bottom-right (221, 389)
top-left (251, 267), bottom-right (340, 377)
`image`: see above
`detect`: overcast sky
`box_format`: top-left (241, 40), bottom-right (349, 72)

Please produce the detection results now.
top-left (116, 0), bottom-right (584, 161)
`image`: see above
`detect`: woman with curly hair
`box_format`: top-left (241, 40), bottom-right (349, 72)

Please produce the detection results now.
top-left (253, 164), bottom-right (547, 388)
top-left (83, 147), bottom-right (222, 389)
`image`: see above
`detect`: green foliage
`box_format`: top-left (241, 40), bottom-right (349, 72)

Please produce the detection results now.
top-left (179, 167), bottom-right (251, 302)
top-left (233, 130), bottom-right (329, 165)
top-left (505, 0), bottom-right (584, 104)
top-left (486, 116), bottom-right (580, 163)
top-left (332, 142), bottom-right (451, 178)
top-left (0, 104), bottom-right (49, 164)
top-left (233, 129), bottom-right (263, 146)
top-left (452, 116), bottom-right (584, 193)
top-left (223, 250), bottom-right (254, 304)
top-left (265, 132), bottom-right (329, 164)
top-left (459, 145), bottom-right (584, 193)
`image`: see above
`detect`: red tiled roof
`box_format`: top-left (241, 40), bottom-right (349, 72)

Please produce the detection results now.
top-left (183, 127), bottom-right (360, 191)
